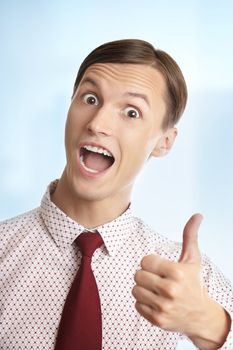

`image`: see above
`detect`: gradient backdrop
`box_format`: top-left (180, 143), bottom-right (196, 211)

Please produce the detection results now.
top-left (1, 1), bottom-right (232, 348)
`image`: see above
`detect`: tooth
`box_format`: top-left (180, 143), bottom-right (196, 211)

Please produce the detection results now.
top-left (84, 145), bottom-right (92, 152)
top-left (83, 144), bottom-right (113, 157)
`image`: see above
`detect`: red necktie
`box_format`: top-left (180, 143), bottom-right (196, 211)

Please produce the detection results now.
top-left (55, 231), bottom-right (103, 350)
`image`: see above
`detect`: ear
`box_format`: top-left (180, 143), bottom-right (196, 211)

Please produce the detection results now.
top-left (151, 127), bottom-right (178, 157)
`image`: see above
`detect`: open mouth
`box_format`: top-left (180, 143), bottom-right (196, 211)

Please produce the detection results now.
top-left (79, 144), bottom-right (115, 174)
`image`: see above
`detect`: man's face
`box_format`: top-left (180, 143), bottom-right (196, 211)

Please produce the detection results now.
top-left (64, 63), bottom-right (176, 203)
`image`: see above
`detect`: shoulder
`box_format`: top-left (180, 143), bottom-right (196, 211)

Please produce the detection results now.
top-left (0, 208), bottom-right (41, 232)
top-left (0, 208), bottom-right (43, 259)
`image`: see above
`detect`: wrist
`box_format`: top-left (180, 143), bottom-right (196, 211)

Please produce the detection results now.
top-left (187, 296), bottom-right (231, 350)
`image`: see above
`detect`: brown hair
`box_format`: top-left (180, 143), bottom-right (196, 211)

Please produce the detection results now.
top-left (73, 39), bottom-right (187, 129)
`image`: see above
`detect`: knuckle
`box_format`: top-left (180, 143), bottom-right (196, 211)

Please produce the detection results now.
top-left (135, 301), bottom-right (142, 313)
top-left (165, 282), bottom-right (179, 299)
top-left (150, 298), bottom-right (159, 311)
top-left (132, 285), bottom-right (139, 298)
top-left (161, 301), bottom-right (173, 313)
top-left (141, 254), bottom-right (156, 270)
top-left (152, 312), bottom-right (166, 328)
top-left (140, 255), bottom-right (149, 269)
top-left (176, 269), bottom-right (184, 280)
top-left (172, 265), bottom-right (184, 280)
top-left (134, 270), bottom-right (143, 284)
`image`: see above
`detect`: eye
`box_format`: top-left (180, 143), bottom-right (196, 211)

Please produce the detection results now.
top-left (82, 93), bottom-right (99, 106)
top-left (123, 106), bottom-right (140, 119)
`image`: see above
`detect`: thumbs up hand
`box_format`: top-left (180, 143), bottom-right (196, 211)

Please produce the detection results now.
top-left (132, 214), bottom-right (231, 349)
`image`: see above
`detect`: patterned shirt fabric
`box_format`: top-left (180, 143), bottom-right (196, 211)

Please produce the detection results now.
top-left (1, 180), bottom-right (232, 350)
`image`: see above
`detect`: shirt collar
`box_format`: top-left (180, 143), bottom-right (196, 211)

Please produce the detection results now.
top-left (40, 180), bottom-right (134, 256)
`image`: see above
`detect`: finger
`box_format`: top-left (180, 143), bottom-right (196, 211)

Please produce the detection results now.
top-left (135, 302), bottom-right (156, 325)
top-left (179, 213), bottom-right (203, 264)
top-left (134, 269), bottom-right (179, 298)
top-left (135, 302), bottom-right (165, 328)
top-left (134, 270), bottom-right (162, 294)
top-left (141, 255), bottom-right (182, 280)
top-left (132, 285), bottom-right (162, 310)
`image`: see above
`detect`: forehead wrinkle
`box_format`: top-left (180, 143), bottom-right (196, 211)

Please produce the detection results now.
top-left (83, 63), bottom-right (166, 99)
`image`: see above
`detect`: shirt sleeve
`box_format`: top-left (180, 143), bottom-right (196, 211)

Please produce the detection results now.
top-left (201, 254), bottom-right (233, 349)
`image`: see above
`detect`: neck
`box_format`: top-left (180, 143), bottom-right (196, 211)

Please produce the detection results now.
top-left (51, 174), bottom-right (132, 229)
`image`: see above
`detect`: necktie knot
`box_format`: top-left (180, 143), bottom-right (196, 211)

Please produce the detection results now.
top-left (76, 231), bottom-right (103, 258)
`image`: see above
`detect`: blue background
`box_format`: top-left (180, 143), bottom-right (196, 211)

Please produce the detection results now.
top-left (1, 1), bottom-right (232, 348)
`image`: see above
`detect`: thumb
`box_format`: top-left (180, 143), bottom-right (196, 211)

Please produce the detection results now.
top-left (178, 213), bottom-right (203, 264)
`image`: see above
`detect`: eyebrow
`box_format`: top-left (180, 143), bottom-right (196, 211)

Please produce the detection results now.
top-left (123, 92), bottom-right (150, 108)
top-left (80, 77), bottom-right (99, 88)
top-left (80, 77), bottom-right (150, 108)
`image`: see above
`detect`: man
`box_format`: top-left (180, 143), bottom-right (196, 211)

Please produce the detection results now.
top-left (1, 39), bottom-right (232, 349)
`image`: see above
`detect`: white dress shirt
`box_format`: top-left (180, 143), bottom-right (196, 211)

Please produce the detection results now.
top-left (1, 180), bottom-right (232, 349)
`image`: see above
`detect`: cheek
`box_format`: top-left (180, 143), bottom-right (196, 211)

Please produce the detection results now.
top-left (124, 130), bottom-right (158, 160)
top-left (65, 109), bottom-right (83, 142)
top-left (65, 116), bottom-right (73, 145)
top-left (64, 120), bottom-right (78, 158)
top-left (122, 139), bottom-right (152, 175)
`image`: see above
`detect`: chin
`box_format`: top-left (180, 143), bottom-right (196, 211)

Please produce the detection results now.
top-left (77, 189), bottom-right (112, 203)
top-left (69, 179), bottom-right (111, 202)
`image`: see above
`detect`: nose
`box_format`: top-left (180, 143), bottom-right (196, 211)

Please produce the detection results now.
top-left (86, 105), bottom-right (113, 136)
